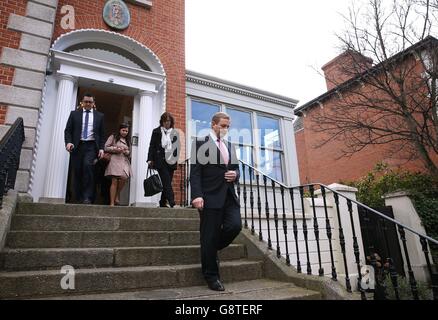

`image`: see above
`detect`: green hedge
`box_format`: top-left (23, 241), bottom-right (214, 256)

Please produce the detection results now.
top-left (342, 162), bottom-right (438, 262)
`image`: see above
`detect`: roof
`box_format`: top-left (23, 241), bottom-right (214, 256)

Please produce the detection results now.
top-left (294, 36), bottom-right (438, 115)
top-left (186, 70), bottom-right (299, 109)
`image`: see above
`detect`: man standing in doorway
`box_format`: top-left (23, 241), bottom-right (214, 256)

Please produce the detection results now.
top-left (190, 112), bottom-right (241, 291)
top-left (64, 93), bottom-right (105, 204)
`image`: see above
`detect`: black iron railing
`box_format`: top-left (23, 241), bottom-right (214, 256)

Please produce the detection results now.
top-left (180, 157), bottom-right (438, 300)
top-left (178, 158), bottom-right (190, 207)
top-left (0, 117), bottom-right (25, 209)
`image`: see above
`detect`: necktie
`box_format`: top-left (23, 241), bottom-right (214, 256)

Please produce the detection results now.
top-left (82, 110), bottom-right (90, 140)
top-left (217, 138), bottom-right (229, 165)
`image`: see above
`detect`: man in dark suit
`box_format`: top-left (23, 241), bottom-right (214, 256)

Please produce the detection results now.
top-left (190, 112), bottom-right (241, 291)
top-left (64, 93), bottom-right (105, 204)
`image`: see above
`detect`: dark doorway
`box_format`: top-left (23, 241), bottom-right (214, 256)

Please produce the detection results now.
top-left (358, 206), bottom-right (405, 276)
top-left (66, 87), bottom-right (134, 205)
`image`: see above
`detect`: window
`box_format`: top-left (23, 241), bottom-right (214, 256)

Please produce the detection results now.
top-left (190, 100), bottom-right (220, 138)
top-left (226, 108), bottom-right (254, 180)
top-left (188, 97), bottom-right (285, 183)
top-left (257, 115), bottom-right (283, 182)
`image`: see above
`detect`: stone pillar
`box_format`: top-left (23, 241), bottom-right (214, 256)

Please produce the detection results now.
top-left (132, 90), bottom-right (157, 206)
top-left (320, 183), bottom-right (366, 291)
top-left (41, 74), bottom-right (76, 203)
top-left (384, 191), bottom-right (434, 282)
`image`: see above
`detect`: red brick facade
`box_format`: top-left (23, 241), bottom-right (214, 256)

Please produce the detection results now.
top-left (1, 0), bottom-right (186, 202)
top-left (53, 0), bottom-right (186, 132)
top-left (296, 47), bottom-right (438, 185)
top-left (0, 0), bottom-right (26, 124)
top-left (53, 0), bottom-right (186, 203)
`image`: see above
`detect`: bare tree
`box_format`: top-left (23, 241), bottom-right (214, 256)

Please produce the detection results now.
top-left (309, 0), bottom-right (438, 175)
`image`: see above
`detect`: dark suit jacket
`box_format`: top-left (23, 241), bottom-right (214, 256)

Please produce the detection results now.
top-left (190, 135), bottom-right (240, 209)
top-left (64, 109), bottom-right (105, 152)
top-left (147, 126), bottom-right (180, 170)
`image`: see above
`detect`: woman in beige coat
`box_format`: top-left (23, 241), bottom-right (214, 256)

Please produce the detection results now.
top-left (104, 123), bottom-right (132, 206)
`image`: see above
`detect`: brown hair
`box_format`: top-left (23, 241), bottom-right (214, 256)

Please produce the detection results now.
top-left (211, 112), bottom-right (230, 124)
top-left (159, 112), bottom-right (175, 128)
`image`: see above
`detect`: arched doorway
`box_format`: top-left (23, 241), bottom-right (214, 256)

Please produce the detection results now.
top-left (31, 29), bottom-right (166, 207)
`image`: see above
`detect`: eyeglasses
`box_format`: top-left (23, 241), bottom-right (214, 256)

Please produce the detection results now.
top-left (82, 101), bottom-right (94, 104)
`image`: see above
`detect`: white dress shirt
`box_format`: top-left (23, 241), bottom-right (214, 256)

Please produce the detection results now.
top-left (81, 109), bottom-right (95, 141)
top-left (210, 131), bottom-right (229, 163)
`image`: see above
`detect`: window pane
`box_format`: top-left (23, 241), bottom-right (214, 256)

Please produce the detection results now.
top-left (226, 108), bottom-right (253, 145)
top-left (191, 100), bottom-right (220, 138)
top-left (236, 145), bottom-right (253, 182)
top-left (257, 115), bottom-right (281, 149)
top-left (258, 149), bottom-right (283, 182)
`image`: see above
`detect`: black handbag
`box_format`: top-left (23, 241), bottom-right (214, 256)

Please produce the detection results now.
top-left (143, 168), bottom-right (163, 196)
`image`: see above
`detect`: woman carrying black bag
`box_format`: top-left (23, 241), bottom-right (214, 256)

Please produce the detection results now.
top-left (147, 112), bottom-right (180, 208)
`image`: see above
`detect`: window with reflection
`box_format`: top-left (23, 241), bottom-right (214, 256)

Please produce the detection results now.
top-left (189, 97), bottom-right (285, 183)
top-left (190, 100), bottom-right (220, 138)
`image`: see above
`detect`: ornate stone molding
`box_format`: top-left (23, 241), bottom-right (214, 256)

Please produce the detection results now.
top-left (186, 71), bottom-right (298, 109)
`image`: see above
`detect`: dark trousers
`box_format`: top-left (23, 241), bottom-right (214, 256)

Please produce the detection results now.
top-left (199, 189), bottom-right (242, 283)
top-left (71, 141), bottom-right (97, 202)
top-left (157, 165), bottom-right (175, 206)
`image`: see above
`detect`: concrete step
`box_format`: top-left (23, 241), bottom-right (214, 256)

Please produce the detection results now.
top-left (6, 231), bottom-right (200, 248)
top-left (10, 215), bottom-right (199, 231)
top-left (0, 260), bottom-right (264, 299)
top-left (0, 244), bottom-right (245, 271)
top-left (17, 203), bottom-right (199, 218)
top-left (35, 279), bottom-right (321, 300)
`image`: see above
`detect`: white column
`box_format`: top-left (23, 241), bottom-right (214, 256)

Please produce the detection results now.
top-left (42, 74), bottom-right (77, 202)
top-left (384, 191), bottom-right (434, 282)
top-left (133, 90), bottom-right (157, 206)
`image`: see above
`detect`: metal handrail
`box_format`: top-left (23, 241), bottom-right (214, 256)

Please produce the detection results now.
top-left (239, 159), bottom-right (438, 246)
top-left (0, 117), bottom-right (25, 208)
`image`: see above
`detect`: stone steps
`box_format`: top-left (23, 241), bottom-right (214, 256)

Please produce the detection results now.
top-left (10, 215), bottom-right (199, 231)
top-left (16, 203), bottom-right (199, 218)
top-left (0, 202), bottom-right (323, 300)
top-left (35, 279), bottom-right (321, 300)
top-left (0, 244), bottom-right (245, 271)
top-left (6, 230), bottom-right (200, 248)
top-left (0, 260), bottom-right (264, 299)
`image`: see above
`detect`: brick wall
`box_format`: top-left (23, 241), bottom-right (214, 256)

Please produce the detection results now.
top-left (0, 0), bottom-right (26, 124)
top-left (296, 54), bottom-right (437, 185)
top-left (52, 0), bottom-right (186, 202)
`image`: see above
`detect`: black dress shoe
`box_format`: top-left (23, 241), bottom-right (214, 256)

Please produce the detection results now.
top-left (207, 280), bottom-right (225, 291)
top-left (83, 199), bottom-right (92, 204)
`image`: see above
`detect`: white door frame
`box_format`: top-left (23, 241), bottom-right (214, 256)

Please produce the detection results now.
top-left (32, 49), bottom-right (166, 206)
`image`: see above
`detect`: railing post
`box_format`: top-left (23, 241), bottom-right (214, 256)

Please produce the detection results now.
top-left (179, 163), bottom-right (183, 207)
top-left (263, 175), bottom-right (272, 250)
top-left (323, 184), bottom-right (365, 293)
top-left (280, 186), bottom-right (291, 265)
top-left (289, 187), bottom-right (301, 273)
top-left (242, 163), bottom-right (248, 229)
top-left (271, 180), bottom-right (281, 258)
top-left (0, 118), bottom-right (25, 209)
top-left (321, 186), bottom-right (337, 280)
top-left (309, 185), bottom-right (324, 276)
top-left (256, 173), bottom-right (263, 241)
top-left (397, 225), bottom-right (419, 300)
top-left (249, 167), bottom-right (255, 235)
top-left (299, 186), bottom-right (312, 275)
top-left (420, 237), bottom-right (438, 300)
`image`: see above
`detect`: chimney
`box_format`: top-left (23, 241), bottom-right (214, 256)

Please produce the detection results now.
top-left (322, 50), bottom-right (373, 91)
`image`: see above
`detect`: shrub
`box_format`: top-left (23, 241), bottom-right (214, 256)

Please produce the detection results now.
top-left (342, 162), bottom-right (438, 263)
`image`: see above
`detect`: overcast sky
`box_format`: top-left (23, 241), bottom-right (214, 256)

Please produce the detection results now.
top-left (185, 0), bottom-right (352, 107)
